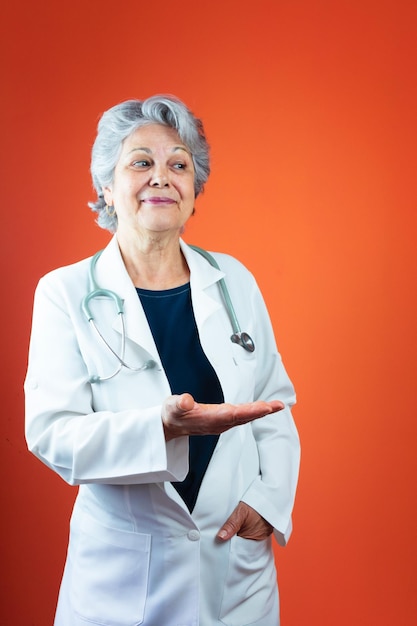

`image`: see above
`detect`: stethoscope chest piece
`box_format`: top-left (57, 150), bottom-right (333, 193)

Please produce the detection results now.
top-left (231, 331), bottom-right (255, 353)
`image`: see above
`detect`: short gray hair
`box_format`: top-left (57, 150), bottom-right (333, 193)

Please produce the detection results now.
top-left (88, 95), bottom-right (210, 233)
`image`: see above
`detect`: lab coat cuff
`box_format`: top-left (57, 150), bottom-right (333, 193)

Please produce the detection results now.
top-left (165, 435), bottom-right (189, 481)
top-left (241, 490), bottom-right (293, 547)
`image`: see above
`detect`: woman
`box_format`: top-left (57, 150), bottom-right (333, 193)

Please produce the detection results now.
top-left (25, 95), bottom-right (300, 626)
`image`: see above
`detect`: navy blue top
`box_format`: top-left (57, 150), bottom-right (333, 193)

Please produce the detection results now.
top-left (137, 283), bottom-right (224, 512)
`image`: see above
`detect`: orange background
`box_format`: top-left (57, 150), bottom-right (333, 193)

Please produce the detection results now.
top-left (1, 0), bottom-right (416, 624)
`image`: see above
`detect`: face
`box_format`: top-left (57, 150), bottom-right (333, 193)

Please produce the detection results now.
top-left (103, 124), bottom-right (195, 241)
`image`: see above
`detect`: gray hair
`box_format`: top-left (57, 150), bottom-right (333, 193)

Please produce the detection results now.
top-left (88, 95), bottom-right (210, 233)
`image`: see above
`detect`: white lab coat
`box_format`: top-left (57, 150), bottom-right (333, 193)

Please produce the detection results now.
top-left (25, 236), bottom-right (300, 626)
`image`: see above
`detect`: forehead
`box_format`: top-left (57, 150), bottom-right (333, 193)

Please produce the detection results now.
top-left (122, 123), bottom-right (186, 152)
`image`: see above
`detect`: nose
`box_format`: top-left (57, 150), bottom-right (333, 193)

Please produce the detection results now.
top-left (149, 165), bottom-right (169, 187)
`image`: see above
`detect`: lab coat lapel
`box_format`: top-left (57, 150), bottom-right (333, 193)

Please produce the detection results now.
top-left (92, 236), bottom-right (159, 358)
top-left (90, 237), bottom-right (231, 366)
top-left (180, 240), bottom-right (243, 404)
top-left (179, 239), bottom-right (224, 327)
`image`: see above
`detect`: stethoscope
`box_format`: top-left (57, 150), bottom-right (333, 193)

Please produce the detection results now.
top-left (82, 246), bottom-right (255, 383)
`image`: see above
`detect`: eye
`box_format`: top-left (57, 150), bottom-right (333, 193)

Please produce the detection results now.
top-left (172, 162), bottom-right (186, 170)
top-left (132, 159), bottom-right (151, 168)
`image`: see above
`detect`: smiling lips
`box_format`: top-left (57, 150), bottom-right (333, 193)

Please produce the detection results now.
top-left (141, 196), bottom-right (177, 205)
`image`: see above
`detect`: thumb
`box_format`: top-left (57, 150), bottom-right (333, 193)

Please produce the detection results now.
top-left (217, 504), bottom-right (246, 541)
top-left (177, 392), bottom-right (196, 412)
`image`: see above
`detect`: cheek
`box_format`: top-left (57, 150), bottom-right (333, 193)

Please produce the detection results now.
top-left (183, 180), bottom-right (196, 203)
top-left (111, 179), bottom-right (141, 203)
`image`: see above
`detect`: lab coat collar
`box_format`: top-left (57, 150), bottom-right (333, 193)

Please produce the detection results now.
top-left (179, 238), bottom-right (225, 288)
top-left (92, 235), bottom-right (226, 351)
top-left (92, 236), bottom-right (156, 356)
top-left (180, 238), bottom-right (226, 330)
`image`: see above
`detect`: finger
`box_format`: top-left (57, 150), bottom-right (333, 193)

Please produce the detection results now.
top-left (255, 399), bottom-right (285, 414)
top-left (217, 503), bottom-right (246, 541)
top-left (176, 393), bottom-right (196, 412)
top-left (232, 399), bottom-right (284, 418)
top-left (217, 523), bottom-right (236, 541)
top-left (225, 400), bottom-right (284, 426)
top-left (269, 400), bottom-right (285, 412)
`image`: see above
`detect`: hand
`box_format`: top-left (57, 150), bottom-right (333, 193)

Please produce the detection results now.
top-left (162, 393), bottom-right (284, 441)
top-left (217, 501), bottom-right (273, 541)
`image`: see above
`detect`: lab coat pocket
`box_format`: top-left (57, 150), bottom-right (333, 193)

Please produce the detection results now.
top-left (227, 345), bottom-right (256, 404)
top-left (219, 535), bottom-right (276, 626)
top-left (71, 515), bottom-right (151, 626)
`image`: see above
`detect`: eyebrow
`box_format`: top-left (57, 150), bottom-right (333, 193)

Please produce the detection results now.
top-left (127, 146), bottom-right (190, 155)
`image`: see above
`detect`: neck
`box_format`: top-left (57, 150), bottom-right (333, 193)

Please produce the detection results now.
top-left (116, 232), bottom-right (190, 290)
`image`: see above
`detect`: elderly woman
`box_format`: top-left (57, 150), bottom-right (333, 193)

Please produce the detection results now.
top-left (25, 95), bottom-right (300, 626)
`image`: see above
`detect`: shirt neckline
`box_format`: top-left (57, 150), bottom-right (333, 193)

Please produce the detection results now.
top-left (136, 282), bottom-right (191, 298)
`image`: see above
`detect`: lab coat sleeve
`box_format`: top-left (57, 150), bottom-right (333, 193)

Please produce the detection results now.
top-left (239, 278), bottom-right (300, 546)
top-left (24, 271), bottom-right (189, 486)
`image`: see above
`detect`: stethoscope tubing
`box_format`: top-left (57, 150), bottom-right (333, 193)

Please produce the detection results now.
top-left (188, 245), bottom-right (241, 332)
top-left (82, 245), bottom-right (255, 382)
top-left (188, 246), bottom-right (255, 352)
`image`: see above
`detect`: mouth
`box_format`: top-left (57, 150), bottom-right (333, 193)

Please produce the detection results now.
top-left (141, 197), bottom-right (177, 205)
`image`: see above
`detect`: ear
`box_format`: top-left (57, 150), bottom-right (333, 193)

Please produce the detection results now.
top-left (102, 186), bottom-right (113, 206)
